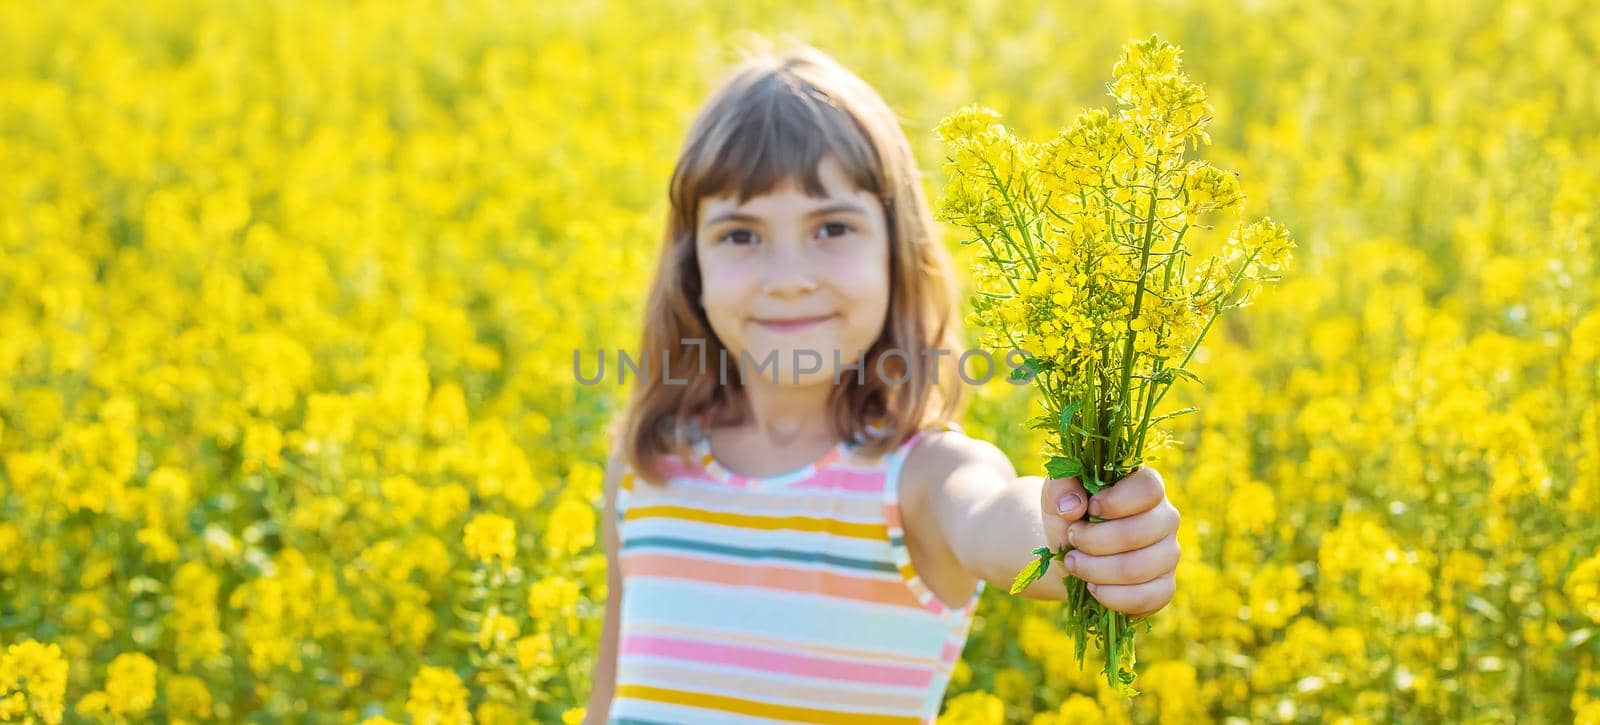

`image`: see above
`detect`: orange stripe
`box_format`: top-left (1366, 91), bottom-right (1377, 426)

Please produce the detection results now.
top-left (614, 684), bottom-right (923, 725)
top-left (625, 552), bottom-right (926, 608)
top-left (624, 504), bottom-right (885, 540)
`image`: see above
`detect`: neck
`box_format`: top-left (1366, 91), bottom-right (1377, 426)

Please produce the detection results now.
top-left (727, 377), bottom-right (836, 447)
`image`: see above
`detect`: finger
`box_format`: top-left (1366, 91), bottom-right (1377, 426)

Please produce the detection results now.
top-left (1043, 475), bottom-right (1089, 521)
top-left (1065, 502), bottom-right (1180, 556)
top-left (1039, 476), bottom-right (1089, 550)
top-left (1087, 571), bottom-right (1176, 618)
top-left (1088, 465), bottom-right (1165, 519)
top-left (1063, 533), bottom-right (1179, 585)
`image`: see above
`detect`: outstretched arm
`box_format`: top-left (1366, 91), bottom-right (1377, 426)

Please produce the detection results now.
top-left (903, 432), bottom-right (1180, 616)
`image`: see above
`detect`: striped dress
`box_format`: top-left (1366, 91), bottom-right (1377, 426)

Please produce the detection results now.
top-left (608, 421), bottom-right (985, 724)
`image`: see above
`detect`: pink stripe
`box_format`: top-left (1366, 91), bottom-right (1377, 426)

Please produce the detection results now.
top-left (939, 639), bottom-right (961, 662)
top-left (785, 468), bottom-right (882, 493)
top-left (621, 634), bottom-right (936, 688)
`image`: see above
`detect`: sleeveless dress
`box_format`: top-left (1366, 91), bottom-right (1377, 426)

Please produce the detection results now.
top-left (607, 420), bottom-right (986, 725)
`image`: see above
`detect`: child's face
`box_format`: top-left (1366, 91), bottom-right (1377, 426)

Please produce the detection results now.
top-left (695, 154), bottom-right (890, 388)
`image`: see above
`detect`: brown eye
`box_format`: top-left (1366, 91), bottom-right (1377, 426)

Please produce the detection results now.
top-left (719, 229), bottom-right (758, 245)
top-left (819, 221), bottom-right (854, 239)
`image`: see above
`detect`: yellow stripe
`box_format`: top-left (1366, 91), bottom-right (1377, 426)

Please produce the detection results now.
top-left (625, 504), bottom-right (884, 540)
top-left (615, 684), bottom-right (922, 725)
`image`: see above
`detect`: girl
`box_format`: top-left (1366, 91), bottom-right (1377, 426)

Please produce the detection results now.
top-left (585, 43), bottom-right (1182, 724)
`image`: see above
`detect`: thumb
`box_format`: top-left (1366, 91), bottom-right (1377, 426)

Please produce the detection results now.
top-left (1041, 475), bottom-right (1090, 532)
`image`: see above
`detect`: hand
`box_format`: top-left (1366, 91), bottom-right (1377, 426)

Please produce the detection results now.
top-left (1039, 466), bottom-right (1181, 618)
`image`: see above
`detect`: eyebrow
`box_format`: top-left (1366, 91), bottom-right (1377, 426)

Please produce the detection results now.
top-left (702, 200), bottom-right (871, 228)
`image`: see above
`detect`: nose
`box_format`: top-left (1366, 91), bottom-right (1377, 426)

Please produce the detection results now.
top-left (761, 236), bottom-right (820, 297)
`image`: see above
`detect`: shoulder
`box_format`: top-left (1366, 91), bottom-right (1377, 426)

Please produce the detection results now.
top-left (898, 427), bottom-right (1016, 510)
top-left (902, 427), bottom-right (1015, 481)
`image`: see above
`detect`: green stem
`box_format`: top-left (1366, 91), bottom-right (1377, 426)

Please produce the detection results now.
top-left (1110, 155), bottom-right (1162, 471)
top-left (1131, 226), bottom-right (1189, 454)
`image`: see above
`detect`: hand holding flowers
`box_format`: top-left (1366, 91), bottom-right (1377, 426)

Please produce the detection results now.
top-left (936, 34), bottom-right (1295, 695)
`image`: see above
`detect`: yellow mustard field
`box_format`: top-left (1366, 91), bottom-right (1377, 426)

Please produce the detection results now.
top-left (1, 0), bottom-right (1597, 722)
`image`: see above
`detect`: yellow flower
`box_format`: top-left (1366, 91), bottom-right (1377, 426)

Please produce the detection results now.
top-left (474, 700), bottom-right (520, 725)
top-left (937, 690), bottom-right (1005, 725)
top-left (240, 418), bottom-right (284, 474)
top-left (476, 608), bottom-right (521, 651)
top-left (0, 640), bottom-right (69, 725)
top-left (462, 512), bottom-right (517, 564)
top-left (1247, 564), bottom-right (1304, 629)
top-left (1183, 160), bottom-right (1244, 216)
top-left (104, 652), bottom-right (157, 718)
top-left (934, 103), bottom-right (1005, 143)
top-left (1141, 661), bottom-right (1202, 721)
top-left (543, 498), bottom-right (595, 556)
top-left (1225, 480), bottom-right (1277, 534)
top-left (1566, 552), bottom-right (1600, 624)
top-left (515, 633), bottom-right (555, 672)
top-left (527, 575), bottom-right (582, 623)
top-left (1055, 694), bottom-right (1104, 721)
top-left (405, 666), bottom-right (470, 725)
top-left (166, 674), bottom-right (212, 720)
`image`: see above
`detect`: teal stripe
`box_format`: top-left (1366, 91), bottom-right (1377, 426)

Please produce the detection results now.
top-left (622, 535), bottom-right (896, 573)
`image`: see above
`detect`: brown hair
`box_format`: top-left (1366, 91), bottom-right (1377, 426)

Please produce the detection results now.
top-left (612, 40), bottom-right (966, 483)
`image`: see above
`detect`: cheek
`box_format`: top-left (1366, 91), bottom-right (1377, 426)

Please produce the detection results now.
top-left (829, 249), bottom-right (891, 340)
top-left (697, 258), bottom-right (758, 339)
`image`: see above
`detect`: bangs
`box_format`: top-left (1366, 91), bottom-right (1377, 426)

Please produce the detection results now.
top-left (674, 70), bottom-right (886, 221)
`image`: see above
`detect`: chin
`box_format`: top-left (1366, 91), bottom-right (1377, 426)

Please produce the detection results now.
top-left (727, 341), bottom-right (850, 383)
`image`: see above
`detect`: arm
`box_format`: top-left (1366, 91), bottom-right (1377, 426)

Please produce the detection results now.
top-left (581, 448), bottom-right (625, 725)
top-left (903, 431), bottom-right (1181, 615)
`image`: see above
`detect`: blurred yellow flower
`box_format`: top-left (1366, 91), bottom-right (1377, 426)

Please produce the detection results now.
top-left (104, 652), bottom-right (157, 718)
top-left (405, 666), bottom-right (470, 725)
top-left (937, 690), bottom-right (1006, 725)
top-left (0, 640), bottom-right (69, 725)
top-left (1566, 552), bottom-right (1600, 624)
top-left (543, 499), bottom-right (595, 557)
top-left (462, 513), bottom-right (517, 565)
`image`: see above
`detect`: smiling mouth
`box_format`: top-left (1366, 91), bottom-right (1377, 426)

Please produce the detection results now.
top-left (753, 314), bottom-right (836, 331)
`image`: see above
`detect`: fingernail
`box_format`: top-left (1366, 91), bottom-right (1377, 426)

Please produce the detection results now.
top-left (1057, 493), bottom-right (1083, 515)
top-left (1087, 582), bottom-right (1099, 594)
top-left (1088, 496), bottom-right (1102, 517)
top-left (1066, 524), bottom-right (1078, 546)
top-left (1062, 551), bottom-right (1079, 573)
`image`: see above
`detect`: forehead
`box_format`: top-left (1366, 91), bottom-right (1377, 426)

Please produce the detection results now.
top-left (698, 155), bottom-right (872, 218)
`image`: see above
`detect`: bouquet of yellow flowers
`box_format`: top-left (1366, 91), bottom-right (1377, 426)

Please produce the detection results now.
top-left (934, 35), bottom-right (1295, 694)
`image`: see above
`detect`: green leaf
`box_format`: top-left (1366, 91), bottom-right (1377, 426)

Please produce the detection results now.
top-left (1146, 406), bottom-right (1198, 426)
top-left (1045, 456), bottom-right (1083, 480)
top-left (1009, 355), bottom-right (1053, 381)
top-left (1058, 400), bottom-right (1082, 441)
top-left (1009, 549), bottom-right (1055, 594)
top-left (1156, 367), bottom-right (1203, 386)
